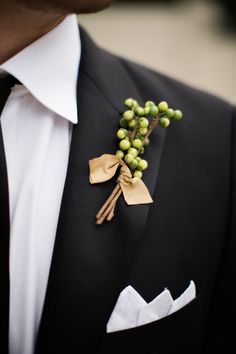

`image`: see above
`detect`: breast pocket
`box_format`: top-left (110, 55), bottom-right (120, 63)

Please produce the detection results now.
top-left (101, 293), bottom-right (203, 354)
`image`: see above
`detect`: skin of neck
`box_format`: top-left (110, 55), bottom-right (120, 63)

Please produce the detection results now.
top-left (0, 3), bottom-right (67, 64)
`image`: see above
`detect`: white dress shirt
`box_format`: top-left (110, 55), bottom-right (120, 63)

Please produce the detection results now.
top-left (0, 14), bottom-right (80, 354)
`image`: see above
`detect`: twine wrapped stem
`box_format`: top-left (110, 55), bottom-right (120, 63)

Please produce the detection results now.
top-left (96, 183), bottom-right (122, 224)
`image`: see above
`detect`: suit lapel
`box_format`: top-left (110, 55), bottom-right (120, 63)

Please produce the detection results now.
top-left (36, 28), bottom-right (166, 353)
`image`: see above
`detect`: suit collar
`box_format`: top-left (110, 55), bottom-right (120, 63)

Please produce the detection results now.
top-left (1, 15), bottom-right (80, 124)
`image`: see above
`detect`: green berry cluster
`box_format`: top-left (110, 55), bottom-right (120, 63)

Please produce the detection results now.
top-left (116, 98), bottom-right (183, 179)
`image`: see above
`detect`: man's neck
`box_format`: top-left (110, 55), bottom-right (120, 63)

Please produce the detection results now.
top-left (0, 3), bottom-right (66, 64)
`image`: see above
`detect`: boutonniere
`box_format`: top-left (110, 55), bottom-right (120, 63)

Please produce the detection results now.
top-left (89, 98), bottom-right (183, 225)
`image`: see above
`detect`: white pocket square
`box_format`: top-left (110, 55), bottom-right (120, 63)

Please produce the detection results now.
top-left (106, 280), bottom-right (196, 333)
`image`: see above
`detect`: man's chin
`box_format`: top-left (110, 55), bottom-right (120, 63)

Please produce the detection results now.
top-left (75, 0), bottom-right (113, 14)
top-left (12, 0), bottom-right (113, 14)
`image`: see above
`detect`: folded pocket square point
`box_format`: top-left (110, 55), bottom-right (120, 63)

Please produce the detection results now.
top-left (106, 281), bottom-right (196, 333)
top-left (106, 286), bottom-right (147, 333)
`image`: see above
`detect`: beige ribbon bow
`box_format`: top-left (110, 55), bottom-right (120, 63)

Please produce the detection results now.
top-left (89, 154), bottom-right (153, 224)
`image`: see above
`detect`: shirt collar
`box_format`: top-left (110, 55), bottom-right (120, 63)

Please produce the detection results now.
top-left (0, 14), bottom-right (80, 124)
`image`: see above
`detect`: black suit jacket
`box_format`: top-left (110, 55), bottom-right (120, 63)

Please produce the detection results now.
top-left (18, 27), bottom-right (235, 353)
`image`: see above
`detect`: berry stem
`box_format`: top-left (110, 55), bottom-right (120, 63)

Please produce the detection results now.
top-left (138, 115), bottom-right (160, 154)
top-left (96, 183), bottom-right (122, 224)
top-left (129, 115), bottom-right (139, 143)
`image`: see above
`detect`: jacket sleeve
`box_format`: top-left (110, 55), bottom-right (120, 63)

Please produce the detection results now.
top-left (203, 107), bottom-right (236, 351)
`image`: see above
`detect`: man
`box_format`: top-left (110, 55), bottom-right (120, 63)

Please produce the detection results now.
top-left (0, 0), bottom-right (235, 353)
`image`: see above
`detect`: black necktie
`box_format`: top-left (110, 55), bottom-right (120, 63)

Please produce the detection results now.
top-left (0, 74), bottom-right (20, 354)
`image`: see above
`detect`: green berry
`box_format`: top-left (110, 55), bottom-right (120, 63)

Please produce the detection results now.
top-left (143, 107), bottom-right (151, 117)
top-left (145, 100), bottom-right (155, 107)
top-left (124, 153), bottom-right (134, 164)
top-left (138, 159), bottom-right (148, 171)
top-left (173, 110), bottom-right (183, 120)
top-left (119, 117), bottom-right (128, 128)
top-left (117, 128), bottom-right (128, 139)
top-left (119, 139), bottom-right (131, 151)
top-left (166, 108), bottom-right (175, 118)
top-left (136, 157), bottom-right (141, 162)
top-left (159, 117), bottom-right (170, 128)
top-left (139, 146), bottom-right (145, 155)
top-left (133, 170), bottom-right (143, 178)
top-left (128, 119), bottom-right (137, 129)
top-left (158, 101), bottom-right (169, 112)
top-left (143, 138), bottom-right (150, 146)
top-left (123, 110), bottom-right (135, 121)
top-left (128, 147), bottom-right (138, 157)
top-left (124, 98), bottom-right (135, 109)
top-left (132, 139), bottom-right (143, 149)
top-left (131, 100), bottom-right (138, 110)
top-left (135, 106), bottom-right (145, 117)
top-left (139, 127), bottom-right (148, 136)
top-left (116, 150), bottom-right (124, 159)
top-left (139, 117), bottom-right (149, 128)
top-left (149, 105), bottom-right (159, 116)
top-left (129, 159), bottom-right (138, 170)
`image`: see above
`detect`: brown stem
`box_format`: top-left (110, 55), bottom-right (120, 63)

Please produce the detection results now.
top-left (107, 203), bottom-right (116, 221)
top-left (130, 115), bottom-right (139, 143)
top-left (107, 188), bottom-right (123, 221)
top-left (96, 184), bottom-right (122, 224)
top-left (96, 184), bottom-right (120, 219)
top-left (138, 116), bottom-right (160, 154)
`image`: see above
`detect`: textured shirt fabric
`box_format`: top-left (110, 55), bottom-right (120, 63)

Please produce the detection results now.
top-left (0, 14), bottom-right (80, 354)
